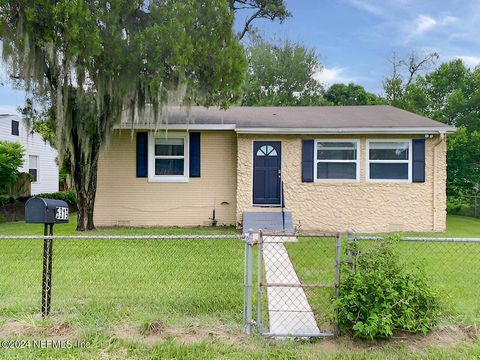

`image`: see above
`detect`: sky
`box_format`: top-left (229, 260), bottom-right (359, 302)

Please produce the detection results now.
top-left (235, 0), bottom-right (480, 94)
top-left (0, 0), bottom-right (479, 114)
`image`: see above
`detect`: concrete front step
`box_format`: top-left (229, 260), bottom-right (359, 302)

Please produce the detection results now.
top-left (243, 211), bottom-right (294, 234)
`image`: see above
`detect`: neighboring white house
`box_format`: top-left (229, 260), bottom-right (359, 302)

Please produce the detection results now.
top-left (0, 114), bottom-right (59, 194)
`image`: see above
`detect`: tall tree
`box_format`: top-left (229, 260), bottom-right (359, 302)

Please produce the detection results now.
top-left (384, 56), bottom-right (480, 199)
top-left (242, 36), bottom-right (326, 106)
top-left (324, 83), bottom-right (383, 106)
top-left (383, 51), bottom-right (438, 108)
top-left (447, 128), bottom-right (480, 197)
top-left (0, 0), bottom-right (246, 230)
top-left (229, 0), bottom-right (291, 40)
top-left (407, 60), bottom-right (480, 132)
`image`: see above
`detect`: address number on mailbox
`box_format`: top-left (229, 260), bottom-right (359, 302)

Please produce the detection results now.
top-left (55, 207), bottom-right (69, 221)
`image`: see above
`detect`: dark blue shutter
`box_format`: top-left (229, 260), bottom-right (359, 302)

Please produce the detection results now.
top-left (412, 139), bottom-right (425, 183)
top-left (136, 132), bottom-right (148, 177)
top-left (189, 132), bottom-right (201, 177)
top-left (302, 140), bottom-right (314, 182)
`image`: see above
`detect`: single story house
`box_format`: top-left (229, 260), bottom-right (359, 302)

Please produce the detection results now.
top-left (0, 114), bottom-right (59, 195)
top-left (94, 105), bottom-right (455, 233)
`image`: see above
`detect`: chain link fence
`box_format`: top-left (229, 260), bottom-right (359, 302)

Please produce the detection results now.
top-left (0, 234), bottom-right (244, 328)
top-left (448, 195), bottom-right (480, 218)
top-left (349, 234), bottom-right (480, 324)
top-left (243, 231), bottom-right (341, 337)
top-left (2, 231), bottom-right (480, 338)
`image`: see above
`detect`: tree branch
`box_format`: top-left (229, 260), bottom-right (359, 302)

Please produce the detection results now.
top-left (238, 8), bottom-right (262, 40)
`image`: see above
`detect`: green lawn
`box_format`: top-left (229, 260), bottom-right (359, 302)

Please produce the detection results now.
top-left (397, 215), bottom-right (480, 238)
top-left (1, 215), bottom-right (480, 359)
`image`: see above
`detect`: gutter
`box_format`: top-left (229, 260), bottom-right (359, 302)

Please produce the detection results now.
top-left (235, 127), bottom-right (456, 135)
top-left (113, 124), bottom-right (456, 135)
top-left (113, 124), bottom-right (236, 131)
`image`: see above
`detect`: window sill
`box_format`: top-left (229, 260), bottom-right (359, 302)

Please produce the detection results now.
top-left (366, 179), bottom-right (412, 184)
top-left (148, 176), bottom-right (189, 183)
top-left (314, 179), bottom-right (360, 183)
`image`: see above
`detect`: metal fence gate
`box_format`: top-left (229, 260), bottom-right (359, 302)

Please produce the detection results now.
top-left (243, 231), bottom-right (340, 338)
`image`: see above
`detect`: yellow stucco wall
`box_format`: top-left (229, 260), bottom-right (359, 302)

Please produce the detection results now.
top-left (236, 134), bottom-right (447, 233)
top-left (94, 130), bottom-right (237, 227)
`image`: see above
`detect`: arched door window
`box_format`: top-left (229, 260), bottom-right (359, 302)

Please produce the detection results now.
top-left (256, 145), bottom-right (278, 157)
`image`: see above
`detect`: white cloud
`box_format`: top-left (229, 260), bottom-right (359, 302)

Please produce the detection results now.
top-left (313, 67), bottom-right (356, 87)
top-left (406, 14), bottom-right (457, 40)
top-left (414, 15), bottom-right (437, 35)
top-left (455, 55), bottom-right (480, 67)
top-left (347, 0), bottom-right (385, 16)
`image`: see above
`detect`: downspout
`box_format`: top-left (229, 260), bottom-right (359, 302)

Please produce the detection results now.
top-left (432, 132), bottom-right (446, 231)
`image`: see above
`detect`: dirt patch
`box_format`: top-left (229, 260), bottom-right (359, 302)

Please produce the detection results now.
top-left (115, 322), bottom-right (250, 347)
top-left (114, 321), bottom-right (477, 355)
top-left (0, 320), bottom-right (78, 340)
top-left (0, 320), bottom-right (28, 338)
top-left (2, 318), bottom-right (476, 356)
top-left (310, 325), bottom-right (478, 356)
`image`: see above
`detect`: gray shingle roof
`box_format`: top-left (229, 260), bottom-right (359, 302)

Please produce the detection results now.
top-left (119, 105), bottom-right (456, 134)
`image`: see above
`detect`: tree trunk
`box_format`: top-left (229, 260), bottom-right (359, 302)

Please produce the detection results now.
top-left (71, 128), bottom-right (102, 232)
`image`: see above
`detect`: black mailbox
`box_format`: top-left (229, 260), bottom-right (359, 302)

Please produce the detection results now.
top-left (25, 197), bottom-right (69, 224)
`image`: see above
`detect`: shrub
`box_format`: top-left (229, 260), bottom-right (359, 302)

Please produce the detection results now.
top-left (0, 194), bottom-right (16, 206)
top-left (35, 191), bottom-right (77, 206)
top-left (335, 236), bottom-right (440, 339)
top-left (446, 196), bottom-right (471, 215)
top-left (0, 140), bottom-right (25, 193)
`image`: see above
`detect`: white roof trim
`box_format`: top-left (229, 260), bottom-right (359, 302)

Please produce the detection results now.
top-left (114, 123), bottom-right (236, 131)
top-left (114, 123), bottom-right (456, 134)
top-left (235, 127), bottom-right (456, 135)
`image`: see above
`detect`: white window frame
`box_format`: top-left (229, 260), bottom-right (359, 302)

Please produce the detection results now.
top-left (148, 132), bottom-right (189, 183)
top-left (314, 139), bottom-right (360, 182)
top-left (29, 155), bottom-right (39, 183)
top-left (366, 139), bottom-right (412, 183)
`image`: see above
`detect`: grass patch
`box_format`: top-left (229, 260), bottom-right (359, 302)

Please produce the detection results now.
top-left (1, 215), bottom-right (480, 358)
top-left (0, 213), bottom-right (236, 236)
top-left (0, 238), bottom-right (244, 330)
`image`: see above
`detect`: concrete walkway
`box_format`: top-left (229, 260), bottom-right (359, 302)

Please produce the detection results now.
top-left (262, 236), bottom-right (320, 336)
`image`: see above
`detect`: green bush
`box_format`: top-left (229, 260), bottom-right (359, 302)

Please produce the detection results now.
top-left (447, 196), bottom-right (471, 215)
top-left (0, 194), bottom-right (16, 206)
top-left (0, 140), bottom-right (25, 193)
top-left (335, 236), bottom-right (440, 339)
top-left (35, 191), bottom-right (77, 206)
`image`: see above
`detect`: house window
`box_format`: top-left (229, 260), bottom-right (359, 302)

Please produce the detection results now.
top-left (367, 140), bottom-right (412, 181)
top-left (256, 145), bottom-right (278, 157)
top-left (29, 155), bottom-right (39, 182)
top-left (11, 120), bottom-right (19, 136)
top-left (315, 140), bottom-right (359, 181)
top-left (148, 132), bottom-right (188, 182)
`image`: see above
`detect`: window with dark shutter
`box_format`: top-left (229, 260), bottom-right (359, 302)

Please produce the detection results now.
top-left (136, 132), bottom-right (148, 177)
top-left (302, 140), bottom-right (314, 182)
top-left (412, 139), bottom-right (426, 183)
top-left (11, 120), bottom-right (19, 136)
top-left (189, 132), bottom-right (201, 177)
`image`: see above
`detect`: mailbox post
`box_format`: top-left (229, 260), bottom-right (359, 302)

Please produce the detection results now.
top-left (25, 197), bottom-right (69, 318)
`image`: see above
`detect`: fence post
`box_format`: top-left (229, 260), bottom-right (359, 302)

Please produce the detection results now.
top-left (257, 229), bottom-right (263, 332)
top-left (347, 229), bottom-right (353, 265)
top-left (475, 196), bottom-right (478, 218)
top-left (243, 229), bottom-right (254, 335)
top-left (334, 232), bottom-right (341, 335)
top-left (41, 223), bottom-right (54, 318)
top-left (242, 233), bottom-right (248, 327)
